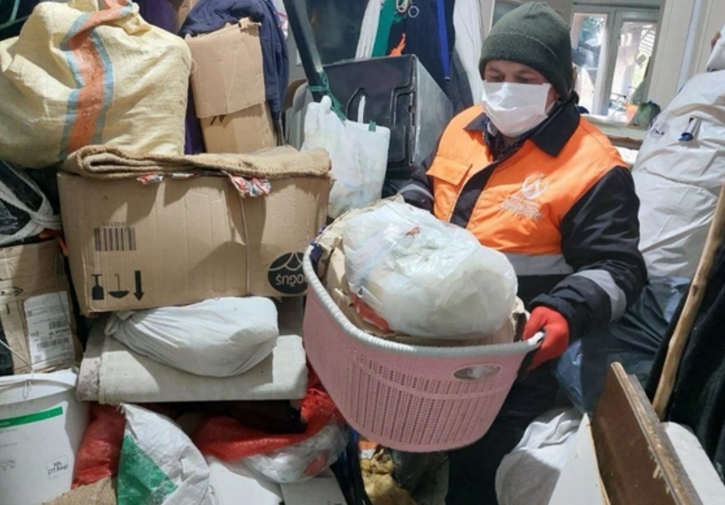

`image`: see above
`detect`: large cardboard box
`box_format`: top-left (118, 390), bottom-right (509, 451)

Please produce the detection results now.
top-left (0, 240), bottom-right (81, 375)
top-left (187, 21), bottom-right (277, 154)
top-left (58, 172), bottom-right (329, 315)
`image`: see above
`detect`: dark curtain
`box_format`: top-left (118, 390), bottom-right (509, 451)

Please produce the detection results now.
top-left (647, 236), bottom-right (725, 483)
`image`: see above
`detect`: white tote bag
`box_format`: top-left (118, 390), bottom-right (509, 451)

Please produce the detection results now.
top-left (302, 96), bottom-right (390, 218)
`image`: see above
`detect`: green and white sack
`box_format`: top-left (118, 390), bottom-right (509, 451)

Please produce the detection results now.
top-left (117, 404), bottom-right (216, 505)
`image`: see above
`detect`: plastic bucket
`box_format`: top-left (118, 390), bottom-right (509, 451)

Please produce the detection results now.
top-left (0, 369), bottom-right (89, 505)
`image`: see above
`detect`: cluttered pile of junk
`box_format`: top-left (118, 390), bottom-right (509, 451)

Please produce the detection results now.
top-left (2, 0), bottom-right (725, 504)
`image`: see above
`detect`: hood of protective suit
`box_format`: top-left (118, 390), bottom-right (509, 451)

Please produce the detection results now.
top-left (707, 24), bottom-right (725, 71)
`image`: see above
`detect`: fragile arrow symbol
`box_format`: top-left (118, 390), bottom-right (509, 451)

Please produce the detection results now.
top-left (134, 271), bottom-right (144, 301)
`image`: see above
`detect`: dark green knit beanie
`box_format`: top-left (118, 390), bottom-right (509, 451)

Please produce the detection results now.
top-left (480, 2), bottom-right (573, 99)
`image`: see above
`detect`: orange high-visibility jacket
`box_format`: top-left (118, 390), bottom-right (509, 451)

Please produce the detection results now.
top-left (399, 102), bottom-right (647, 338)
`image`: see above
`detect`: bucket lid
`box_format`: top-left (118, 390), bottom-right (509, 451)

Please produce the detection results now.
top-left (0, 368), bottom-right (78, 406)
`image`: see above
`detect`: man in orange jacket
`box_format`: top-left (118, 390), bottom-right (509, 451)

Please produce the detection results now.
top-left (399, 3), bottom-right (647, 504)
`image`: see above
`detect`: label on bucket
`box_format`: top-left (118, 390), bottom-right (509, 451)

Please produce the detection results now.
top-left (24, 292), bottom-right (74, 368)
top-left (0, 406), bottom-right (63, 428)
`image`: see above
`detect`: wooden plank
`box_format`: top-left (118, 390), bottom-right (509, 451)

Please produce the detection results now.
top-left (592, 363), bottom-right (703, 505)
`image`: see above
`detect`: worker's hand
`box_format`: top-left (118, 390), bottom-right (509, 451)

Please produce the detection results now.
top-left (523, 307), bottom-right (570, 370)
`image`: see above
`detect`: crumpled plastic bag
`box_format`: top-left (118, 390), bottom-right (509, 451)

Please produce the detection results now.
top-left (0, 160), bottom-right (61, 246)
top-left (343, 201), bottom-right (517, 339)
top-left (106, 297), bottom-right (278, 377)
top-left (237, 423), bottom-right (347, 484)
top-left (117, 404), bottom-right (216, 505)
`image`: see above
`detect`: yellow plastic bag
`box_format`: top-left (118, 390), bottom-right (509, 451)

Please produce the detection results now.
top-left (0, 0), bottom-right (191, 168)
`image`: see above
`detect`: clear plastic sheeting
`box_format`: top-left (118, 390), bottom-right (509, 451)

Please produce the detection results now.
top-left (0, 160), bottom-right (61, 246)
top-left (238, 423), bottom-right (347, 484)
top-left (343, 200), bottom-right (517, 340)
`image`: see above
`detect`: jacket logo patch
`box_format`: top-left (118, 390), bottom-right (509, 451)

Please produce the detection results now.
top-left (501, 174), bottom-right (547, 220)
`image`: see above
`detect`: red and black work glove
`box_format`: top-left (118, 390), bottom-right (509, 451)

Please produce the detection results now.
top-left (523, 307), bottom-right (570, 370)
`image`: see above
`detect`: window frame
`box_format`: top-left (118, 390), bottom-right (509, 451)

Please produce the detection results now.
top-left (571, 4), bottom-right (660, 116)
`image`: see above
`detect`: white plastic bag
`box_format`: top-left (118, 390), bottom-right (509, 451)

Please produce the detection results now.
top-left (302, 96), bottom-right (390, 218)
top-left (634, 69), bottom-right (725, 279)
top-left (0, 162), bottom-right (61, 246)
top-left (343, 201), bottom-right (517, 339)
top-left (496, 409), bottom-right (582, 505)
top-left (0, 0), bottom-right (191, 168)
top-left (106, 297), bottom-right (278, 377)
top-left (117, 404), bottom-right (217, 505)
top-left (238, 424), bottom-right (347, 484)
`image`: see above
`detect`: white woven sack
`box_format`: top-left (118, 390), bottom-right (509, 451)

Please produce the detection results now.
top-left (0, 0), bottom-right (191, 168)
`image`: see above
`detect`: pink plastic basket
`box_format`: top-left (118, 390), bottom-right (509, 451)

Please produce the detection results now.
top-left (302, 247), bottom-right (542, 452)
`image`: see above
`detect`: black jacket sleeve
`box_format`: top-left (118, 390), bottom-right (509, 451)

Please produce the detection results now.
top-left (532, 167), bottom-right (648, 339)
top-left (397, 150), bottom-right (436, 212)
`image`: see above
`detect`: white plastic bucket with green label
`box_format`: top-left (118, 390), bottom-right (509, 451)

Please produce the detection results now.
top-left (0, 369), bottom-right (89, 505)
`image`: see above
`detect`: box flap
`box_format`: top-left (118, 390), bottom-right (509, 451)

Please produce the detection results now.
top-left (187, 21), bottom-right (266, 118)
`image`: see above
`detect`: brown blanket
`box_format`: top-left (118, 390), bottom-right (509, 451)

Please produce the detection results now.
top-left (62, 145), bottom-right (332, 180)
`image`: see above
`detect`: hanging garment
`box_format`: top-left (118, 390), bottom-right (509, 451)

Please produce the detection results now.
top-left (373, 0), bottom-right (397, 57)
top-left (180, 0), bottom-right (289, 120)
top-left (386, 0), bottom-right (456, 93)
top-left (136, 0), bottom-right (177, 32)
top-left (356, 0), bottom-right (384, 58)
top-left (448, 48), bottom-right (474, 113)
top-left (647, 237), bottom-right (725, 483)
top-left (453, 0), bottom-right (483, 103)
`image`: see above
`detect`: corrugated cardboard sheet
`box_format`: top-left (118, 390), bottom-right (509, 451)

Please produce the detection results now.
top-left (58, 172), bottom-right (329, 315)
top-left (0, 240), bottom-right (81, 375)
top-left (187, 21), bottom-right (277, 154)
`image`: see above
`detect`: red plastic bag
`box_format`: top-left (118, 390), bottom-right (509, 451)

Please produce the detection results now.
top-left (72, 404), bottom-right (126, 487)
top-left (193, 377), bottom-right (341, 461)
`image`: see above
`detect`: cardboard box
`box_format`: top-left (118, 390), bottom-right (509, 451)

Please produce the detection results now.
top-left (58, 172), bottom-right (329, 315)
top-left (0, 240), bottom-right (81, 375)
top-left (187, 21), bottom-right (277, 154)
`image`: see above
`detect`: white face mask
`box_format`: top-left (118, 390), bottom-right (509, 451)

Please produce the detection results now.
top-left (482, 82), bottom-right (552, 138)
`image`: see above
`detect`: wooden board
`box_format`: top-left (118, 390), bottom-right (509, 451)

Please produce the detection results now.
top-left (592, 363), bottom-right (703, 505)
